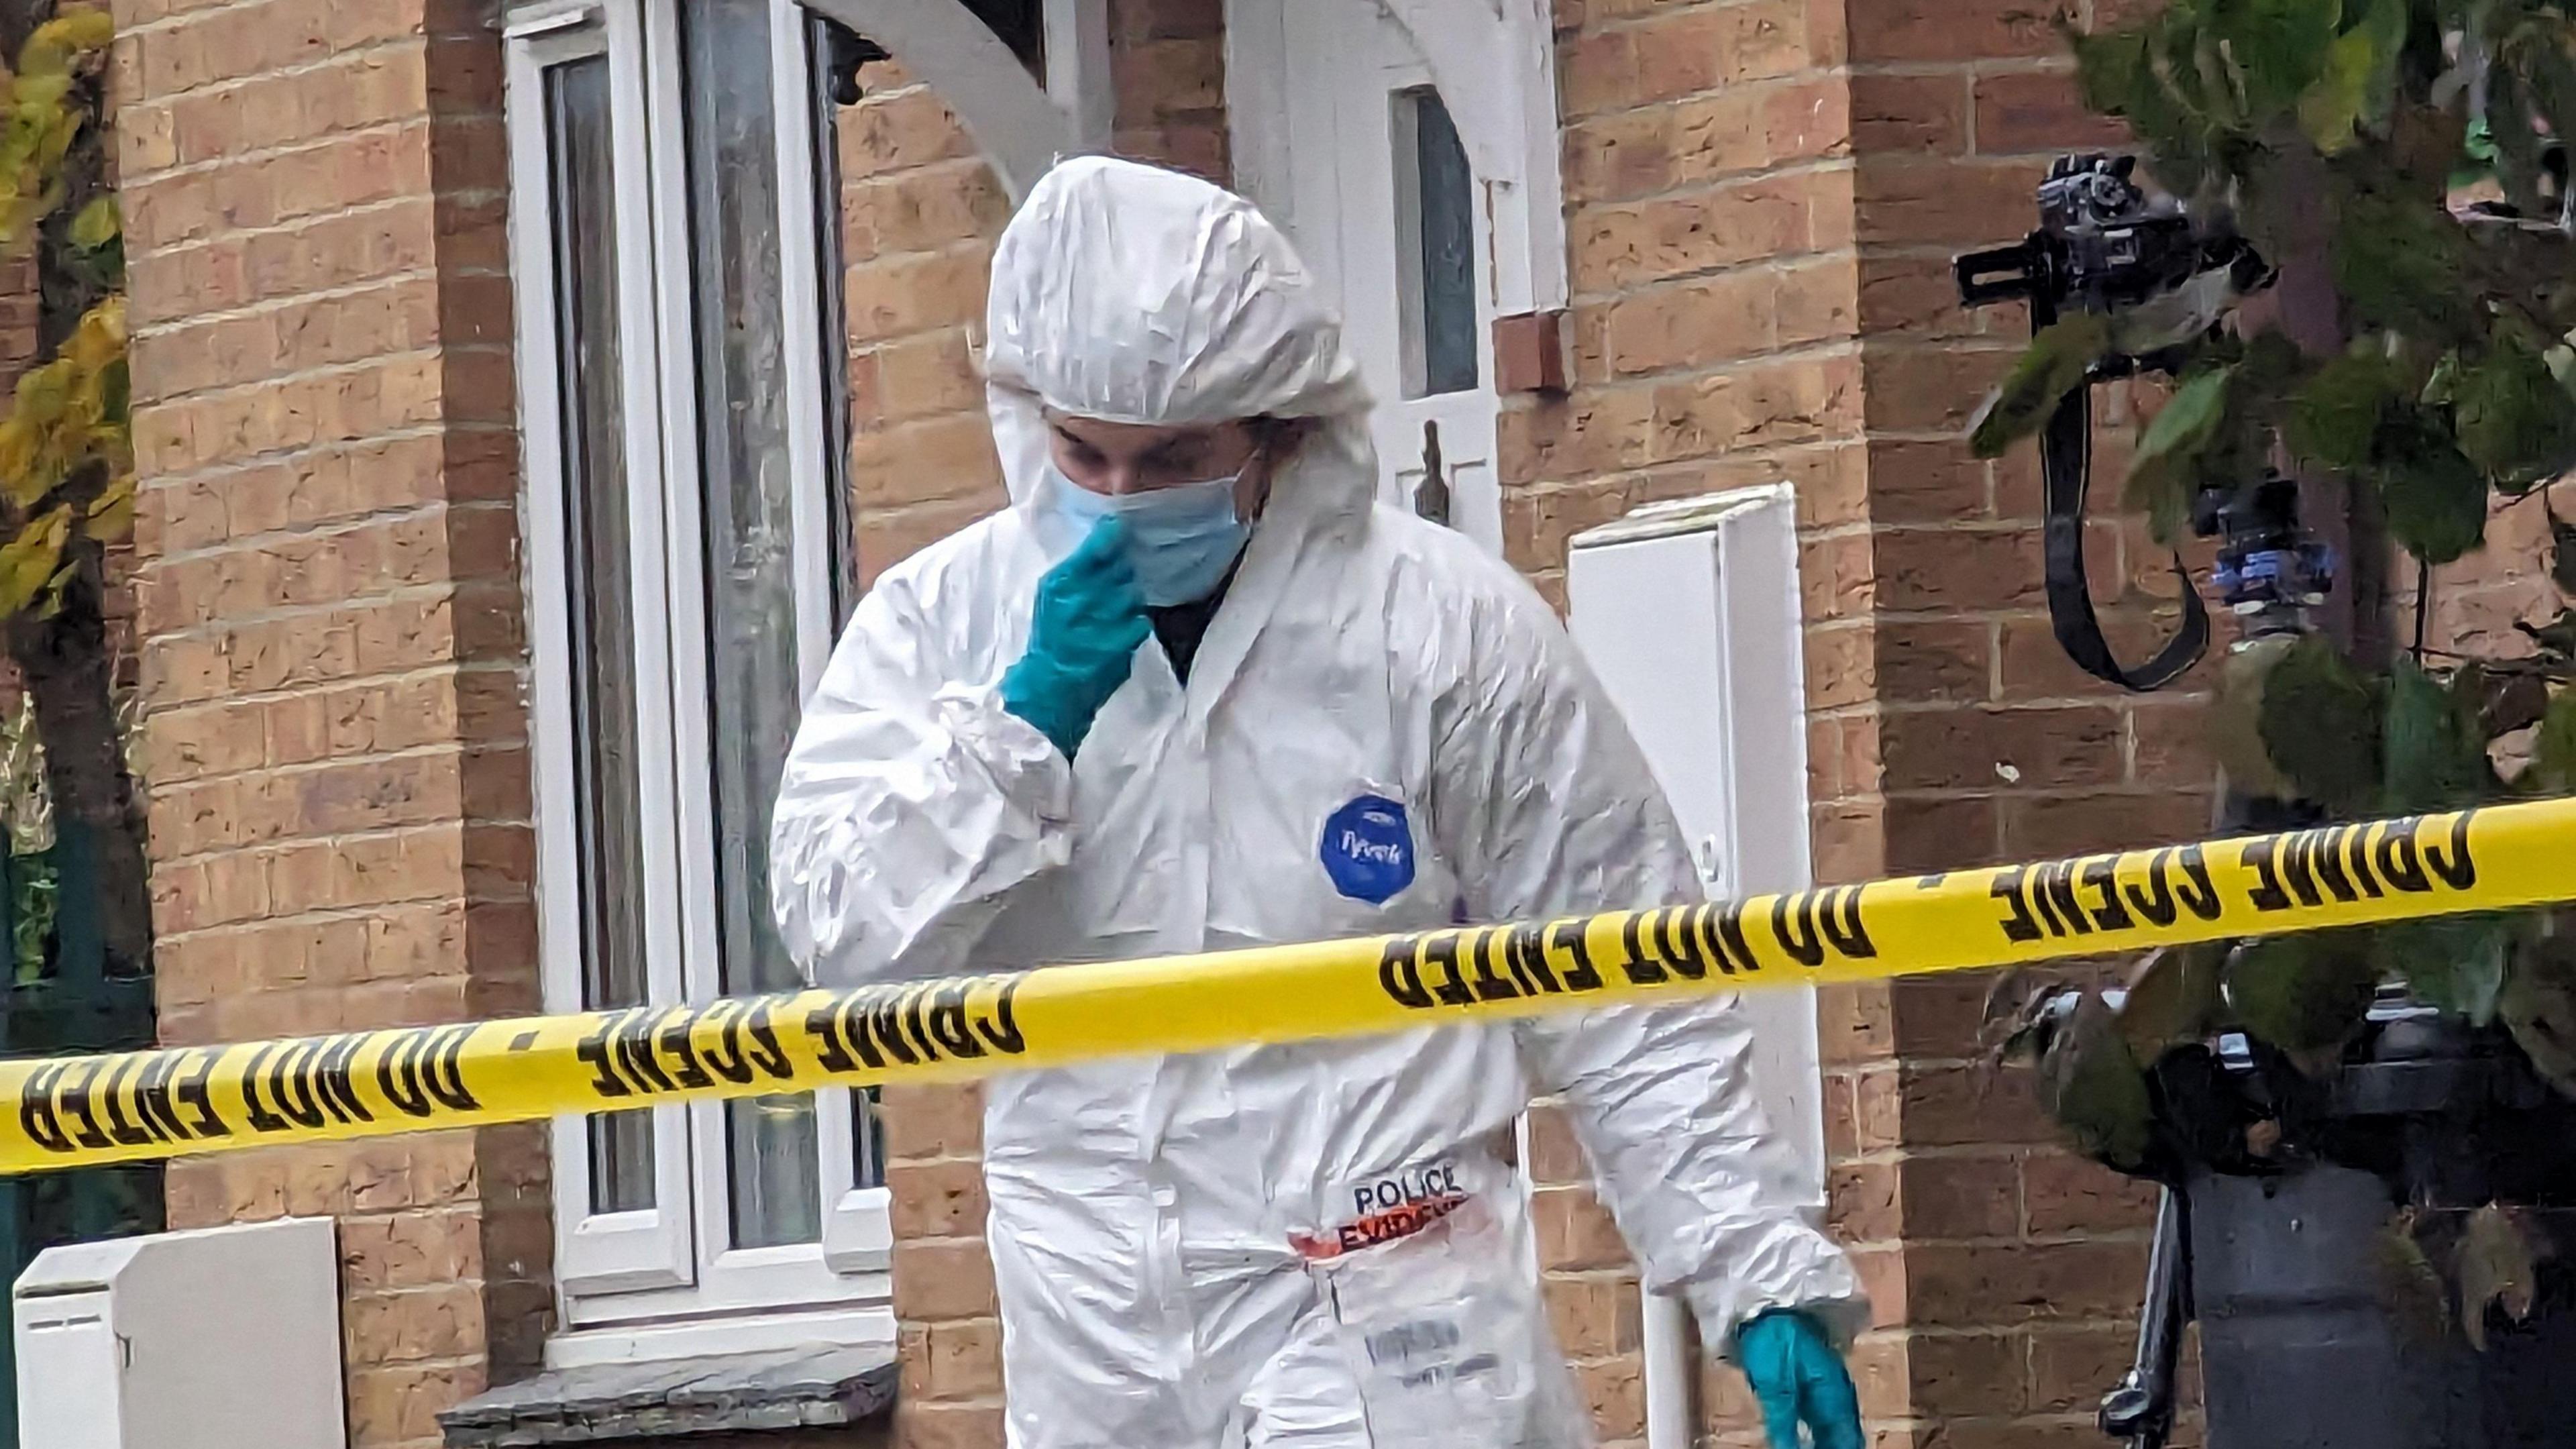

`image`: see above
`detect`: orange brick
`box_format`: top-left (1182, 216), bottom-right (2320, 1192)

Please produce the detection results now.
top-left (1874, 619), bottom-right (1991, 704)
top-left (1544, 1273), bottom-right (1644, 1360)
top-left (1904, 1239), bottom-right (2153, 1327)
top-left (1524, 1101), bottom-right (1591, 1185)
top-left (1534, 1184), bottom-right (1631, 1273)
top-left (1648, 353), bottom-right (1864, 463)
top-left (1573, 1353), bottom-right (1647, 1441)
top-left (892, 1238), bottom-right (1001, 1322)
top-left (857, 495), bottom-right (1002, 586)
top-left (1603, 273), bottom-right (1774, 375)
top-left (1975, 68), bottom-right (2134, 157)
top-left (1998, 790), bottom-right (2218, 859)
top-left (342, 1279), bottom-right (484, 1361)
top-left (1884, 703), bottom-right (2128, 794)
top-left (2023, 1150), bottom-right (2161, 1236)
top-left (1857, 158), bottom-right (2048, 246)
top-left (844, 246), bottom-right (991, 345)
top-left (1575, 170), bottom-right (1854, 290)
top-left (873, 327), bottom-right (985, 422)
top-left (1900, 1152), bottom-right (2023, 1238)
top-left (1817, 980), bottom-right (1897, 1066)
top-left (346, 1362), bottom-right (486, 1448)
top-left (849, 413), bottom-right (1004, 507)
top-left (1909, 1329), bottom-right (2030, 1417)
top-left (1849, 0), bottom-right (2071, 62)
top-left (1874, 526), bottom-right (2047, 612)
top-left (1852, 72), bottom-right (1970, 154)
top-left (145, 698), bottom-right (268, 782)
top-left (921, 1318), bottom-right (1005, 1401)
top-left (1831, 1160), bottom-right (1903, 1242)
top-left (897, 1399), bottom-right (1006, 1449)
top-left (880, 1082), bottom-right (986, 1160)
top-left (887, 1157), bottom-right (991, 1240)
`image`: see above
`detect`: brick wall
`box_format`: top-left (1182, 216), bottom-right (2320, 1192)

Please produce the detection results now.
top-left (1530, 1), bottom-right (1872, 1442)
top-left (110, 0), bottom-right (541, 1444)
top-left (1523, 2), bottom-right (2215, 1446)
top-left (1843, 5), bottom-right (2188, 1444)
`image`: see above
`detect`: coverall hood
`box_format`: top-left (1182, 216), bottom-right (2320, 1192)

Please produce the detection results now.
top-left (983, 156), bottom-right (1376, 545)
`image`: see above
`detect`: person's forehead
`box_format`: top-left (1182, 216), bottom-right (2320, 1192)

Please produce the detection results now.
top-left (1046, 413), bottom-right (1232, 452)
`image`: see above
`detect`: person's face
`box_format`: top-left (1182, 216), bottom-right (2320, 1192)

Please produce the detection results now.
top-left (1046, 414), bottom-right (1280, 519)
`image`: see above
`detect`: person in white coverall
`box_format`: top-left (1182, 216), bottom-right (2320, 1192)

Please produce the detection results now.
top-left (769, 156), bottom-right (1866, 1449)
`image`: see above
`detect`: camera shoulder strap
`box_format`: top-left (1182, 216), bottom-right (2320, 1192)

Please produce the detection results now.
top-left (2042, 384), bottom-right (2211, 691)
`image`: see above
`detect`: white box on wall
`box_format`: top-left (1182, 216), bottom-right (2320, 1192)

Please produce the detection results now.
top-left (15, 1216), bottom-right (347, 1449)
top-left (1568, 482), bottom-right (1827, 1209)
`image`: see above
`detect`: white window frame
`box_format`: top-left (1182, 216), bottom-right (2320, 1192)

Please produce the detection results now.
top-left (505, 0), bottom-right (891, 1350)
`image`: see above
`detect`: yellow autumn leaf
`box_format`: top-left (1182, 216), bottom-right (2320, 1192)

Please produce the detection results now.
top-left (0, 179), bottom-right (62, 248)
top-left (85, 472), bottom-right (132, 538)
top-left (0, 418), bottom-right (34, 488)
top-left (9, 72), bottom-right (72, 113)
top-left (32, 559), bottom-right (74, 619)
top-left (1, 443), bottom-right (64, 511)
top-left (12, 358), bottom-right (73, 425)
top-left (90, 417), bottom-right (129, 476)
top-left (19, 9), bottom-right (115, 78)
top-left (67, 193), bottom-right (113, 250)
top-left (62, 295), bottom-right (120, 371)
top-left (0, 506), bottom-right (71, 618)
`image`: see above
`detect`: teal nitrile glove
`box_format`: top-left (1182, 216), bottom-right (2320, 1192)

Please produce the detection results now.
top-left (1000, 517), bottom-right (1152, 759)
top-left (1736, 1309), bottom-right (1864, 1449)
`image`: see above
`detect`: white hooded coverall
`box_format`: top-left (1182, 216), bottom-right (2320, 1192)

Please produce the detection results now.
top-left (770, 156), bottom-right (1864, 1449)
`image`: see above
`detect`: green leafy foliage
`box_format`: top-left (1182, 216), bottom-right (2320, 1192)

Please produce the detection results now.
top-left (1970, 313), bottom-right (2112, 457)
top-left (2036, 991), bottom-right (2156, 1173)
top-left (0, 7), bottom-right (129, 631)
top-left (2534, 688), bottom-right (2576, 795)
top-left (2300, 0), bottom-right (2408, 152)
top-left (2381, 659), bottom-right (2496, 810)
top-left (2226, 930), bottom-right (2383, 1057)
top-left (2212, 634), bottom-right (2303, 796)
top-left (2257, 635), bottom-right (2384, 811)
top-left (2448, 334), bottom-right (2576, 490)
top-left (2500, 925), bottom-right (2576, 1095)
top-left (2118, 945), bottom-right (2229, 1061)
top-left (2287, 347), bottom-right (2409, 472)
top-left (1994, 0), bottom-right (2576, 1273)
top-left (2125, 363), bottom-right (2239, 541)
top-left (2377, 914), bottom-right (2514, 1024)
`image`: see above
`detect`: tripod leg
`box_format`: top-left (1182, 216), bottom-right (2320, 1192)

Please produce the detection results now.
top-left (2098, 1186), bottom-right (2190, 1449)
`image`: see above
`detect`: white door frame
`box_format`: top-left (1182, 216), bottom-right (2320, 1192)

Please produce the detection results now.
top-left (1226, 0), bottom-right (1568, 317)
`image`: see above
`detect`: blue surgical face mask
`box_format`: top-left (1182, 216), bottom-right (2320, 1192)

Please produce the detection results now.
top-left (1043, 467), bottom-right (1250, 606)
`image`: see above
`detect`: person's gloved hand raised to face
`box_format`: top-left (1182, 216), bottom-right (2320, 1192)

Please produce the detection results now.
top-left (1000, 409), bottom-right (1279, 758)
top-left (998, 518), bottom-right (1151, 759)
top-left (1737, 1309), bottom-right (1866, 1449)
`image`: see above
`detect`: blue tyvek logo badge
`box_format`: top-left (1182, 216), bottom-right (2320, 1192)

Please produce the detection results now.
top-left (1322, 794), bottom-right (1414, 905)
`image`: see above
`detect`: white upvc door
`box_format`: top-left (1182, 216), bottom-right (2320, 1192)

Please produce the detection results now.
top-left (1230, 0), bottom-right (1505, 553)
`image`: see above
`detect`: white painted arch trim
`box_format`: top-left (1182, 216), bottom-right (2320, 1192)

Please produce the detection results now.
top-left (1380, 0), bottom-right (1569, 315)
top-left (792, 0), bottom-right (1110, 201)
top-left (1226, 0), bottom-right (1570, 316)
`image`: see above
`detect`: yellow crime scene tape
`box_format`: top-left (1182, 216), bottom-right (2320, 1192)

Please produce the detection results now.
top-left (1, 798), bottom-right (2571, 1175)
